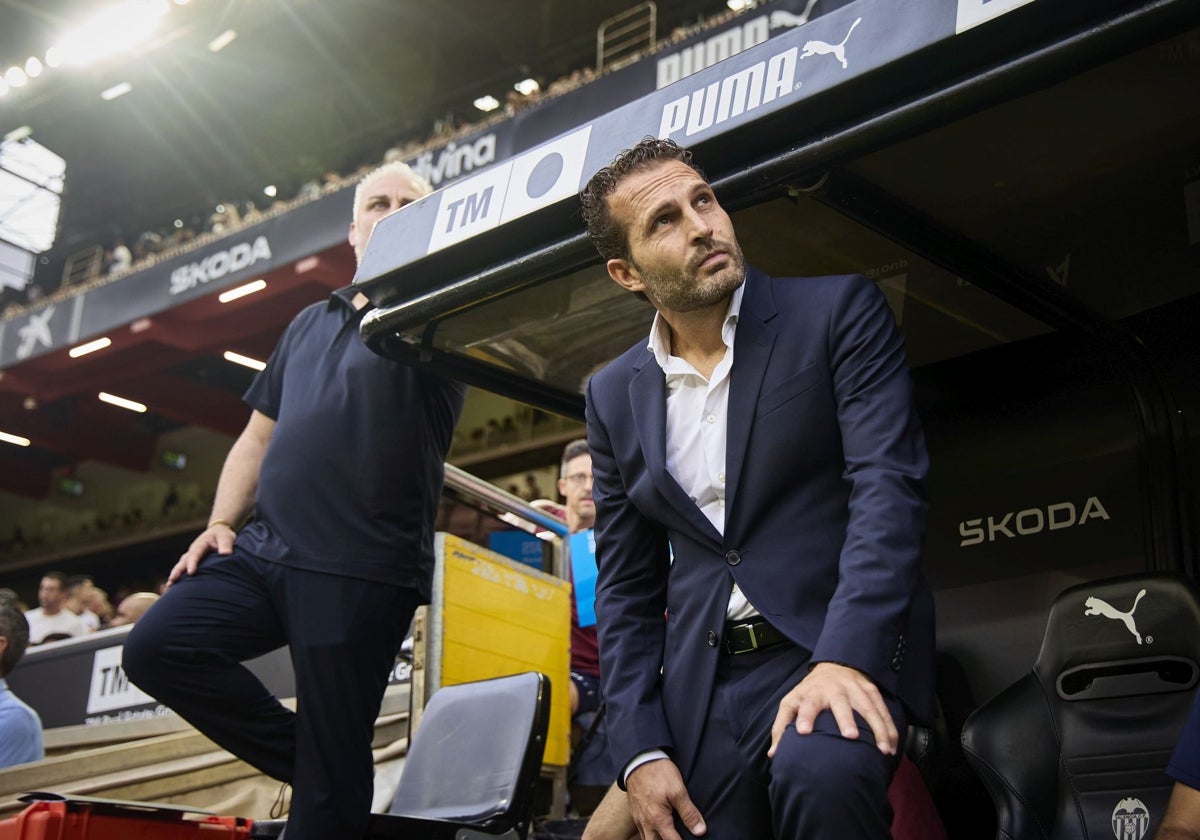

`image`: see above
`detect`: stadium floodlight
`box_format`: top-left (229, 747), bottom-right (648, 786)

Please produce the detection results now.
top-left (223, 350), bottom-right (267, 371)
top-left (514, 78), bottom-right (540, 96)
top-left (98, 392), bottom-right (147, 413)
top-left (4, 67), bottom-right (27, 88)
top-left (25, 57), bottom-right (43, 78)
top-left (473, 94), bottom-right (501, 112)
top-left (54, 0), bottom-right (171, 66)
top-left (218, 279), bottom-right (266, 303)
top-left (0, 430), bottom-right (31, 448)
top-left (101, 82), bottom-right (133, 100)
top-left (208, 29), bottom-right (237, 52)
top-left (0, 135), bottom-right (66, 254)
top-left (69, 337), bottom-right (112, 358)
top-left (45, 47), bottom-right (62, 69)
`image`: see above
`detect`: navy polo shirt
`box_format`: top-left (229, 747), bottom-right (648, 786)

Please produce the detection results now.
top-left (238, 287), bottom-right (465, 598)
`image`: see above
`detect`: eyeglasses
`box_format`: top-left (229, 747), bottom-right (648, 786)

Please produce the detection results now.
top-left (563, 472), bottom-right (592, 486)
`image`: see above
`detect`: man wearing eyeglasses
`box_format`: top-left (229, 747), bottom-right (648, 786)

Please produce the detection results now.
top-left (559, 439), bottom-right (617, 813)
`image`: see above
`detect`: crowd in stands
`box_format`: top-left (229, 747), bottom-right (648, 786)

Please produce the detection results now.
top-left (7, 572), bottom-right (160, 646)
top-left (0, 2), bottom-right (746, 320)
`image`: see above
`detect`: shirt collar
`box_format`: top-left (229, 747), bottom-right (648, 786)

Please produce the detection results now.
top-left (647, 280), bottom-right (744, 369)
top-left (329, 286), bottom-right (359, 312)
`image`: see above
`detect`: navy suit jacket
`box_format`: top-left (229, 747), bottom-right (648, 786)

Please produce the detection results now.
top-left (585, 269), bottom-right (935, 782)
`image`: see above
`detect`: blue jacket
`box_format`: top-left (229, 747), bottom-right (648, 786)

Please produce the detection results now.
top-left (585, 270), bottom-right (935, 779)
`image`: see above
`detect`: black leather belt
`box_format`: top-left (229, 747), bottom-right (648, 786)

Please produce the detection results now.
top-left (723, 618), bottom-right (788, 655)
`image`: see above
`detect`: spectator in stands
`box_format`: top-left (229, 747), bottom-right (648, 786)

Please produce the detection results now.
top-left (65, 576), bottom-right (101, 632)
top-left (1158, 691), bottom-right (1200, 838)
top-left (0, 595), bottom-right (42, 768)
top-left (579, 139), bottom-right (931, 838)
top-left (24, 572), bottom-right (86, 644)
top-left (109, 592), bottom-right (159, 627)
top-left (124, 160), bottom-right (465, 840)
top-left (86, 587), bottom-right (114, 626)
top-left (109, 238), bottom-right (132, 275)
top-left (559, 439), bottom-right (615, 815)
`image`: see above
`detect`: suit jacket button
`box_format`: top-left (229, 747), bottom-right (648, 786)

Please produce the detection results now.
top-left (707, 630), bottom-right (718, 647)
top-left (725, 550), bottom-right (741, 566)
top-left (891, 655), bottom-right (903, 672)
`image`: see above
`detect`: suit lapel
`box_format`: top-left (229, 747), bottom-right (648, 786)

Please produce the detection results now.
top-left (629, 351), bottom-right (723, 546)
top-left (725, 270), bottom-right (778, 520)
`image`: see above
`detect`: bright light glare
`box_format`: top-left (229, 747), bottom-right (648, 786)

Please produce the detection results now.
top-left (45, 47), bottom-right (62, 68)
top-left (514, 78), bottom-right (539, 96)
top-left (5, 67), bottom-right (27, 88)
top-left (218, 279), bottom-right (266, 303)
top-left (223, 351), bottom-right (266, 371)
top-left (0, 430), bottom-right (31, 447)
top-left (25, 57), bottom-right (43, 78)
top-left (56, 0), bottom-right (171, 66)
top-left (69, 337), bottom-right (112, 358)
top-left (727, 0), bottom-right (754, 10)
top-left (208, 29), bottom-right (237, 52)
top-left (473, 94), bottom-right (500, 112)
top-left (263, 184), bottom-right (277, 198)
top-left (98, 392), bottom-right (147, 413)
top-left (0, 80), bottom-right (7, 97)
top-left (101, 82), bottom-right (133, 101)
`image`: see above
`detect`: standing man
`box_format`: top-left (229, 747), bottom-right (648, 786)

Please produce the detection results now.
top-left (559, 439), bottom-right (616, 812)
top-left (24, 572), bottom-right (86, 644)
top-left (0, 594), bottom-right (43, 768)
top-left (124, 161), bottom-right (465, 840)
top-left (579, 138), bottom-right (933, 838)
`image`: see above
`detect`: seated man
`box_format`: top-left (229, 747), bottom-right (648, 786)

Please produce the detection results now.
top-left (0, 594), bottom-right (43, 768)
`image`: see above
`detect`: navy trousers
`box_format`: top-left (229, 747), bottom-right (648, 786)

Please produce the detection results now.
top-left (123, 548), bottom-right (420, 840)
top-left (677, 642), bottom-right (904, 839)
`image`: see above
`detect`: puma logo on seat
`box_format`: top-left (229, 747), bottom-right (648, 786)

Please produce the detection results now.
top-left (799, 17), bottom-right (861, 69)
top-left (1084, 589), bottom-right (1148, 644)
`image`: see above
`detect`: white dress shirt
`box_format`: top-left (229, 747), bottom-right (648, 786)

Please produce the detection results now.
top-left (625, 283), bottom-right (760, 783)
top-left (647, 281), bottom-right (757, 622)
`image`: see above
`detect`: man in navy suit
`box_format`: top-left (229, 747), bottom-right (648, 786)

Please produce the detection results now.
top-left (580, 138), bottom-right (934, 839)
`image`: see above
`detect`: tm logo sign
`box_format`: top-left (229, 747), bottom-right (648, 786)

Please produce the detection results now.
top-left (428, 126), bottom-right (592, 253)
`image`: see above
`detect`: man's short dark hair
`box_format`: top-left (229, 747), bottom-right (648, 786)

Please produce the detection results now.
top-left (42, 571), bottom-right (67, 589)
top-left (561, 439), bottom-right (590, 477)
top-left (0, 597), bottom-right (30, 677)
top-left (580, 137), bottom-right (706, 262)
top-left (66, 575), bottom-right (92, 594)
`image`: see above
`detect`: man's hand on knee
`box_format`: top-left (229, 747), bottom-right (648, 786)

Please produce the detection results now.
top-left (168, 523), bottom-right (236, 585)
top-left (626, 758), bottom-right (706, 839)
top-left (768, 662), bottom-right (898, 758)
